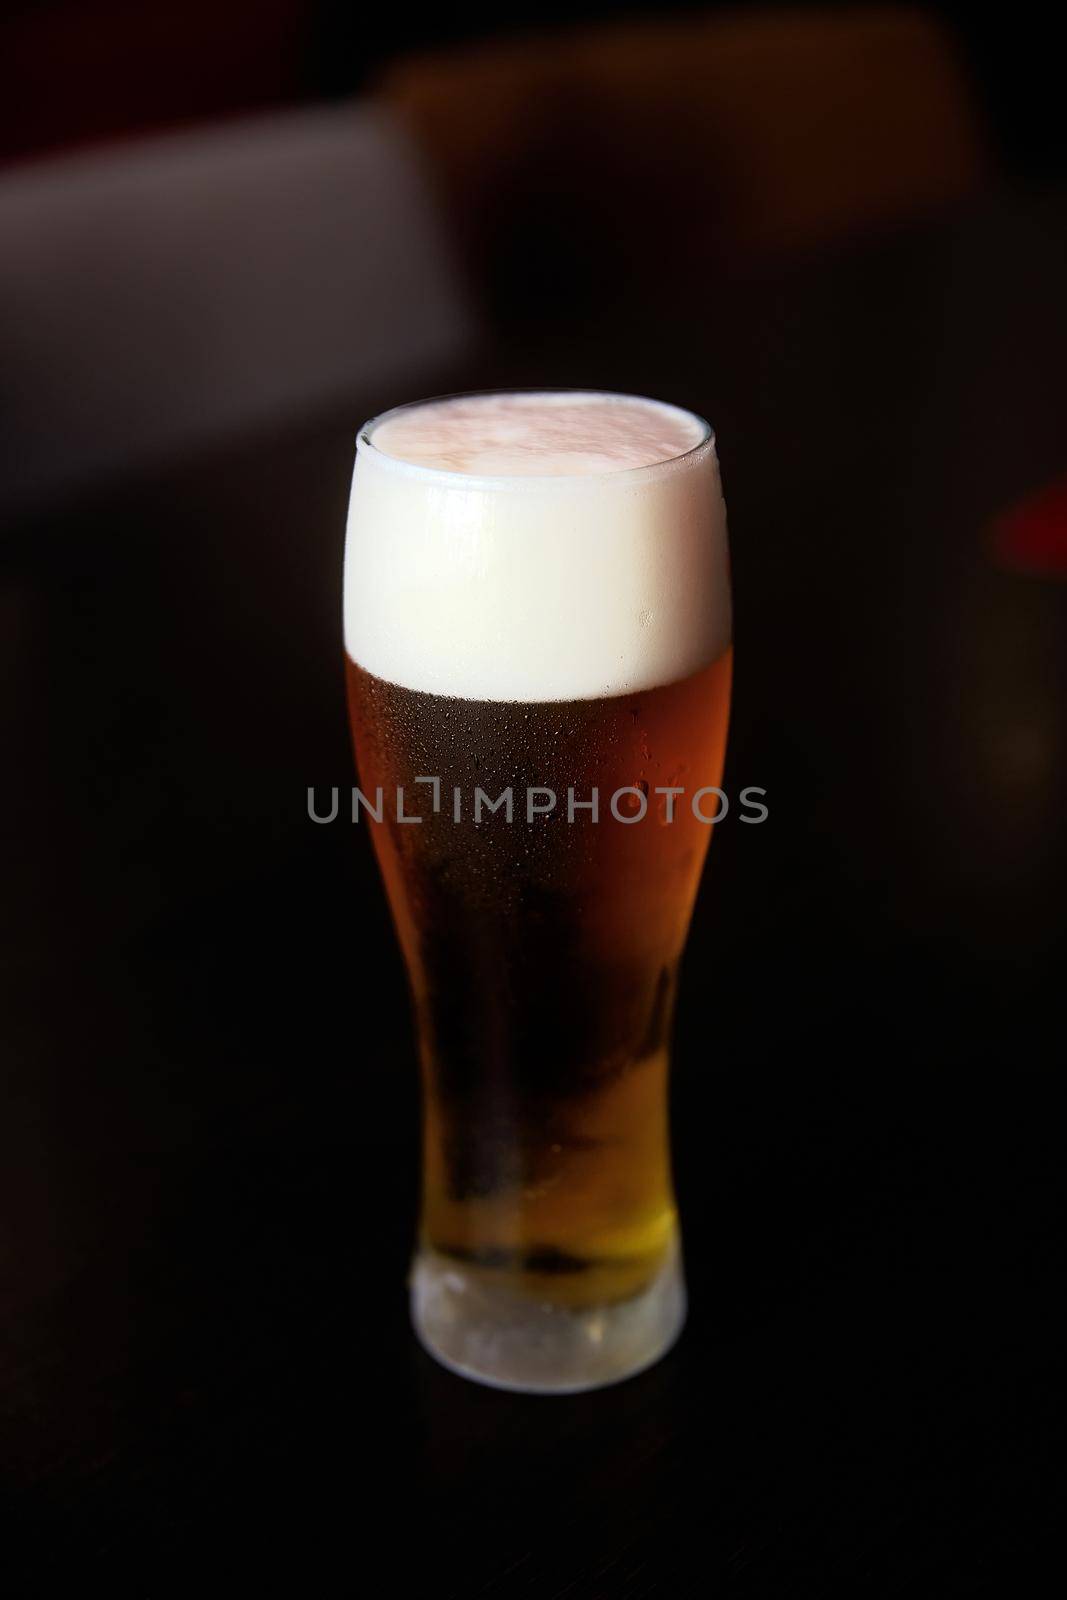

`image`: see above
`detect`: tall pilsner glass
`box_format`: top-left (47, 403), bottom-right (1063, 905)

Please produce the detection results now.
top-left (344, 391), bottom-right (731, 1391)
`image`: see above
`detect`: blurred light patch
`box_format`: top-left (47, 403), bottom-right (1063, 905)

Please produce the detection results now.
top-left (0, 104), bottom-right (479, 517)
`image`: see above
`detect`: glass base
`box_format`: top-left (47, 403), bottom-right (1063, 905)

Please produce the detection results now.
top-left (410, 1239), bottom-right (686, 1394)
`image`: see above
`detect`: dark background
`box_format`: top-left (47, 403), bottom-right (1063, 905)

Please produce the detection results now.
top-left (2, 3), bottom-right (1064, 1593)
top-left (2, 2), bottom-right (1064, 178)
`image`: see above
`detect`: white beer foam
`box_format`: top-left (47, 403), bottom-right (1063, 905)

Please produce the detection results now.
top-left (344, 391), bottom-right (731, 701)
top-left (370, 390), bottom-right (705, 476)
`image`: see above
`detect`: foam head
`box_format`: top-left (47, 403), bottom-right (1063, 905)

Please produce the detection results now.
top-left (343, 390), bottom-right (730, 702)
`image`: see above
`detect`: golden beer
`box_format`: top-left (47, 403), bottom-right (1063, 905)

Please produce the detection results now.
top-left (344, 391), bottom-right (732, 1389)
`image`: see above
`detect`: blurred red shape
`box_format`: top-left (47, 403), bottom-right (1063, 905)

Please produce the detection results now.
top-left (994, 475), bottom-right (1067, 577)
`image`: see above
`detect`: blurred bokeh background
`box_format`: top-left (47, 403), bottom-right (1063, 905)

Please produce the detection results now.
top-left (2, 3), bottom-right (1064, 1588)
top-left (3, 0), bottom-right (1064, 508)
top-left (2, 0), bottom-right (1062, 516)
top-left (2, 1), bottom-right (1062, 177)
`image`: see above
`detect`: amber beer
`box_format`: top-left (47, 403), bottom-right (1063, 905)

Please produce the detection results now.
top-left (344, 391), bottom-right (732, 1391)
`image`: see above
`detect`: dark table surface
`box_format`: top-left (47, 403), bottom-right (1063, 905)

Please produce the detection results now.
top-left (2, 191), bottom-right (1064, 1593)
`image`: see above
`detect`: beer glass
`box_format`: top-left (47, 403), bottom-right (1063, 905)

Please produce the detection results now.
top-left (344, 391), bottom-right (731, 1391)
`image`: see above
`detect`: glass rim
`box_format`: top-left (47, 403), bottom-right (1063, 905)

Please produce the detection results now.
top-left (356, 387), bottom-right (715, 489)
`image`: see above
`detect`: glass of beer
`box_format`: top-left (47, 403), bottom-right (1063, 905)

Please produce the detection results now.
top-left (344, 391), bottom-right (731, 1391)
